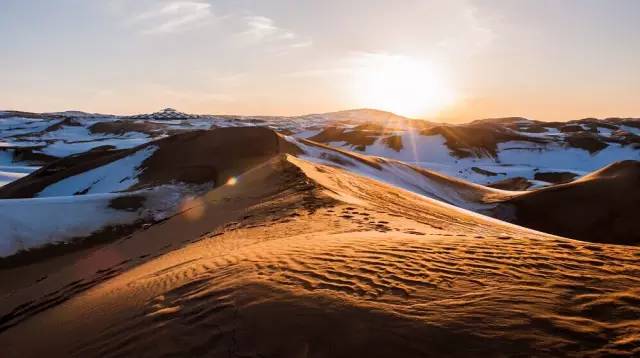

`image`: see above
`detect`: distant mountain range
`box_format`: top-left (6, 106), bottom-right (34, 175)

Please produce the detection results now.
top-left (2, 108), bottom-right (639, 189)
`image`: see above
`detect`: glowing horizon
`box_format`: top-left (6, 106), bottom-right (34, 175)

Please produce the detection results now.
top-left (1, 0), bottom-right (639, 122)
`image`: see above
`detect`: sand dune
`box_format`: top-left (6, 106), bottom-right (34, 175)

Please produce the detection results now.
top-left (497, 160), bottom-right (640, 245)
top-left (1, 154), bottom-right (639, 357)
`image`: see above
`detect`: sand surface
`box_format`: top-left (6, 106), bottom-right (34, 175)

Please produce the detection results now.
top-left (501, 160), bottom-right (640, 244)
top-left (1, 155), bottom-right (639, 357)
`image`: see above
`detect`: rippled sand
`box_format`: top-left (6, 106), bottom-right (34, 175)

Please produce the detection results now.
top-left (1, 155), bottom-right (639, 357)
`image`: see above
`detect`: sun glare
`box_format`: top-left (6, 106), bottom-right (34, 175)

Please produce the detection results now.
top-left (351, 54), bottom-right (456, 118)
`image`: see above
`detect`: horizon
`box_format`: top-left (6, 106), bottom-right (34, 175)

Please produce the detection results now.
top-left (2, 106), bottom-right (637, 124)
top-left (1, 0), bottom-right (639, 122)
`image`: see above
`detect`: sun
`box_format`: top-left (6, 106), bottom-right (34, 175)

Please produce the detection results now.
top-left (350, 54), bottom-right (456, 118)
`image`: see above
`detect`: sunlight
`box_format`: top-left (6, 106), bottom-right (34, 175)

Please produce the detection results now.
top-left (351, 54), bottom-right (456, 118)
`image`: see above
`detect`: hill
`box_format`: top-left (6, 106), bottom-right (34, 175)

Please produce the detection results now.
top-left (496, 160), bottom-right (640, 244)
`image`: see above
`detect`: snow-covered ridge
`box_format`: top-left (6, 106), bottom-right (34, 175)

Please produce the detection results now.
top-left (2, 109), bottom-right (639, 190)
top-left (286, 136), bottom-right (515, 211)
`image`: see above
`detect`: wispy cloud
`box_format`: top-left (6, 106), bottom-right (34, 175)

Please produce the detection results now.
top-left (239, 16), bottom-right (312, 49)
top-left (132, 1), bottom-right (213, 35)
top-left (243, 16), bottom-right (285, 40)
top-left (436, 5), bottom-right (494, 55)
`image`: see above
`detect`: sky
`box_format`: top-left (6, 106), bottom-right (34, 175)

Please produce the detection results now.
top-left (0, 0), bottom-right (639, 122)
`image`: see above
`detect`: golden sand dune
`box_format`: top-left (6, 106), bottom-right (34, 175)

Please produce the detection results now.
top-left (1, 153), bottom-right (639, 357)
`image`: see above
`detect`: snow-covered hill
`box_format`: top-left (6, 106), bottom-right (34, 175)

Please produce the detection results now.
top-left (2, 109), bottom-right (638, 191)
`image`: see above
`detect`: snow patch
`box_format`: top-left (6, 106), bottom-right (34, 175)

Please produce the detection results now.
top-left (38, 145), bottom-right (157, 197)
top-left (0, 183), bottom-right (211, 257)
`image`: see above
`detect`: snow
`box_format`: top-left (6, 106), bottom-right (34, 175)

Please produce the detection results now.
top-left (363, 131), bottom-right (455, 163)
top-left (38, 125), bottom-right (93, 141)
top-left (0, 165), bottom-right (36, 174)
top-left (0, 150), bottom-right (40, 187)
top-left (0, 118), bottom-right (56, 138)
top-left (38, 145), bottom-right (157, 197)
top-left (0, 184), bottom-right (207, 257)
top-left (314, 131), bottom-right (640, 186)
top-left (496, 141), bottom-right (640, 172)
top-left (46, 111), bottom-right (115, 118)
top-left (620, 125), bottom-right (640, 136)
top-left (287, 137), bottom-right (501, 210)
top-left (38, 136), bottom-right (149, 157)
top-left (0, 140), bottom-right (47, 148)
top-left (0, 170), bottom-right (28, 187)
top-left (292, 128), bottom-right (323, 139)
top-left (0, 150), bottom-right (13, 165)
top-left (514, 127), bottom-right (564, 138)
top-left (0, 115), bottom-right (153, 160)
top-left (0, 193), bottom-right (141, 256)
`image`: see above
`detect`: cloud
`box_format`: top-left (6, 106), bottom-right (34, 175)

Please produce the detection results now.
top-left (243, 16), bottom-right (283, 40)
top-left (435, 4), bottom-right (494, 55)
top-left (239, 16), bottom-right (312, 49)
top-left (132, 1), bottom-right (213, 35)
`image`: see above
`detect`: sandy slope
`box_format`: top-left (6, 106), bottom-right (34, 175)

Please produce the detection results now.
top-left (1, 155), bottom-right (639, 357)
top-left (498, 160), bottom-right (640, 245)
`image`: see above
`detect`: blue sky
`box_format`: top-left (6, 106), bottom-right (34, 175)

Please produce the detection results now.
top-left (1, 0), bottom-right (638, 121)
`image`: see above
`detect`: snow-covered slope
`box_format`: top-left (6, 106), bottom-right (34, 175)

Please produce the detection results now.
top-left (37, 146), bottom-right (157, 197)
top-left (287, 136), bottom-right (514, 211)
top-left (0, 187), bottom-right (191, 257)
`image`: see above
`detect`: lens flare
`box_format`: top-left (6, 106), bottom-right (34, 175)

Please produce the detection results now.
top-left (226, 177), bottom-right (238, 186)
top-left (179, 196), bottom-right (205, 221)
